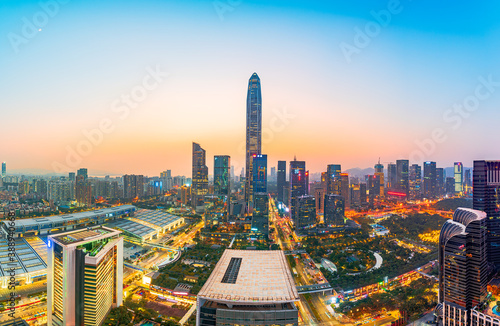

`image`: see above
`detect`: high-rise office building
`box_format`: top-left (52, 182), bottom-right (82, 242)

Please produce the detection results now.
top-left (245, 73), bottom-right (262, 204)
top-left (295, 195), bottom-right (316, 230)
top-left (160, 170), bottom-right (173, 190)
top-left (439, 208), bottom-right (488, 326)
top-left (374, 160), bottom-right (384, 198)
top-left (214, 155), bottom-right (231, 196)
top-left (77, 168), bottom-right (88, 180)
top-left (289, 159), bottom-right (307, 221)
top-left (326, 164), bottom-right (341, 195)
top-left (75, 175), bottom-right (92, 207)
top-left (445, 177), bottom-right (455, 195)
top-left (270, 167), bottom-right (276, 181)
top-left (123, 174), bottom-right (144, 199)
top-left (47, 226), bottom-right (123, 326)
top-left (386, 163), bottom-right (397, 191)
top-left (464, 169), bottom-right (472, 195)
top-left (1, 162), bottom-right (5, 178)
top-left (192, 142), bottom-right (209, 208)
top-left (68, 172), bottom-right (76, 182)
top-left (251, 193), bottom-right (269, 237)
top-left (455, 162), bottom-right (464, 195)
top-left (277, 161), bottom-right (286, 203)
top-left (396, 159), bottom-right (409, 196)
top-left (360, 183), bottom-right (367, 206)
top-left (252, 154), bottom-right (267, 195)
top-left (423, 161), bottom-right (437, 198)
top-left (324, 194), bottom-right (345, 227)
top-left (340, 173), bottom-right (350, 209)
top-left (436, 168), bottom-right (445, 196)
top-left (409, 164), bottom-right (422, 199)
top-left (473, 160), bottom-right (500, 267)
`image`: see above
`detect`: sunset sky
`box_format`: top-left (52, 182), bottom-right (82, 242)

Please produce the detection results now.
top-left (1, 1), bottom-right (500, 176)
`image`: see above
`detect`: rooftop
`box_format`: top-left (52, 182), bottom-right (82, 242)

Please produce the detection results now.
top-left (197, 250), bottom-right (299, 304)
top-left (51, 226), bottom-right (120, 246)
top-left (3, 205), bottom-right (136, 229)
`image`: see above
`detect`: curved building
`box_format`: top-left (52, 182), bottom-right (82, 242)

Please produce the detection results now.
top-left (439, 208), bottom-right (488, 326)
top-left (197, 250), bottom-right (299, 326)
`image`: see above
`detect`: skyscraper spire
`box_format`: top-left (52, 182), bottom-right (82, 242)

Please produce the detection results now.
top-left (244, 73), bottom-right (262, 204)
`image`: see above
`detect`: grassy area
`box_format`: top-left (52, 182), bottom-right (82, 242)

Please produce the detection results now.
top-left (153, 242), bottom-right (225, 294)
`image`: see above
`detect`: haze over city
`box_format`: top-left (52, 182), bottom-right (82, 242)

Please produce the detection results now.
top-left (2, 1), bottom-right (500, 176)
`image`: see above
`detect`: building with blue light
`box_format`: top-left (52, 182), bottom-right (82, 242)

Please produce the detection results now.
top-left (252, 154), bottom-right (267, 195)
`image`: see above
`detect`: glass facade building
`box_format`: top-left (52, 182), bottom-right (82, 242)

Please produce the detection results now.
top-left (439, 208), bottom-right (488, 326)
top-left (423, 161), bottom-right (437, 198)
top-left (289, 160), bottom-right (307, 221)
top-left (192, 142), bottom-right (209, 208)
top-left (473, 160), bottom-right (500, 268)
top-left (251, 192), bottom-right (269, 237)
top-left (295, 195), bottom-right (316, 230)
top-left (324, 194), bottom-right (345, 227)
top-left (214, 155), bottom-right (231, 196)
top-left (277, 161), bottom-right (287, 203)
top-left (455, 162), bottom-right (464, 194)
top-left (396, 159), bottom-right (409, 196)
top-left (245, 73), bottom-right (262, 204)
top-left (252, 154), bottom-right (267, 195)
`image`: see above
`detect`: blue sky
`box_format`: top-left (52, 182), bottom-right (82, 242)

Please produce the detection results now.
top-left (1, 0), bottom-right (499, 176)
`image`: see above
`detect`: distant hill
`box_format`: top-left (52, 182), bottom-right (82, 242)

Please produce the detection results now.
top-left (345, 167), bottom-right (375, 179)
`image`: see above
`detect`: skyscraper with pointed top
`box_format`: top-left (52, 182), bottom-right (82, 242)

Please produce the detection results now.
top-left (245, 73), bottom-right (262, 204)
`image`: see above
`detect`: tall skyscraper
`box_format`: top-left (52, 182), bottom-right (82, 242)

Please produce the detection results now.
top-left (75, 175), bottom-right (92, 207)
top-left (396, 159), bottom-right (409, 196)
top-left (270, 167), bottom-right (276, 181)
top-left (473, 160), bottom-right (500, 267)
top-left (245, 72), bottom-right (262, 204)
top-left (423, 161), bottom-right (437, 198)
top-left (409, 164), bottom-right (422, 199)
top-left (387, 163), bottom-right (397, 190)
top-left (214, 155), bottom-right (231, 196)
top-left (251, 193), bottom-right (269, 237)
top-left (277, 161), bottom-right (286, 203)
top-left (77, 168), bottom-right (88, 180)
top-left (295, 195), bottom-right (316, 230)
top-left (374, 160), bottom-right (384, 198)
top-left (436, 167), bottom-right (445, 196)
top-left (340, 173), bottom-right (350, 209)
top-left (123, 174), bottom-right (144, 199)
top-left (252, 154), bottom-right (267, 194)
top-left (464, 169), bottom-right (472, 195)
top-left (455, 162), bottom-right (464, 195)
top-left (445, 177), bottom-right (455, 195)
top-left (2, 162), bottom-right (6, 178)
top-left (326, 164), bottom-right (341, 195)
top-left (439, 208), bottom-right (488, 326)
top-left (289, 159), bottom-right (307, 221)
top-left (47, 226), bottom-right (123, 326)
top-left (68, 172), bottom-right (76, 182)
top-left (192, 142), bottom-right (209, 208)
top-left (324, 194), bottom-right (345, 227)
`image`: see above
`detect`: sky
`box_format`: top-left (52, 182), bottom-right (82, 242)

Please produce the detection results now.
top-left (1, 0), bottom-right (500, 177)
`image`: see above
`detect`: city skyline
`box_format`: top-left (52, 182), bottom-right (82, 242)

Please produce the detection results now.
top-left (2, 1), bottom-right (500, 176)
